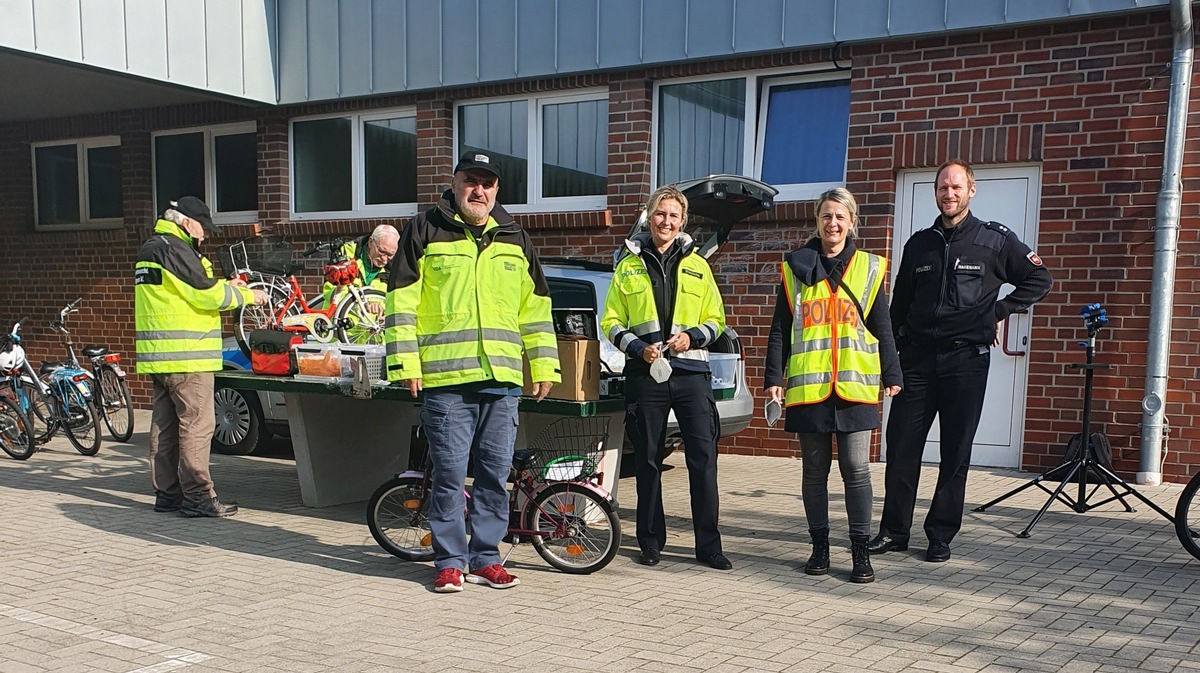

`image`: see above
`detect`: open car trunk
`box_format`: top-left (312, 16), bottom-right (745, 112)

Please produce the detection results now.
top-left (631, 174), bottom-right (778, 260)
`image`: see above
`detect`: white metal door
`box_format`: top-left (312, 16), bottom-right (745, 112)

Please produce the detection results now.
top-left (884, 165), bottom-right (1042, 468)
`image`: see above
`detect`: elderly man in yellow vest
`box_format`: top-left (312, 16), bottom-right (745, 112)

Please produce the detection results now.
top-left (135, 196), bottom-right (266, 518)
top-left (384, 151), bottom-right (560, 593)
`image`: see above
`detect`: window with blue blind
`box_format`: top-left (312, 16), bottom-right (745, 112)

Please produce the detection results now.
top-left (760, 79), bottom-right (851, 187)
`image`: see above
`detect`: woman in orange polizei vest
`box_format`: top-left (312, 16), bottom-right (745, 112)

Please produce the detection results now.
top-left (764, 188), bottom-right (902, 584)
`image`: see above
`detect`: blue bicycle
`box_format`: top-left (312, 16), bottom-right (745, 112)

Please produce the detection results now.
top-left (0, 320), bottom-right (36, 460)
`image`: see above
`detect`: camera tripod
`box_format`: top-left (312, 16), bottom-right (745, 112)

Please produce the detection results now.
top-left (973, 304), bottom-right (1175, 537)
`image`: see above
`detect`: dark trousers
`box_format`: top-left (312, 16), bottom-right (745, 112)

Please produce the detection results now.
top-left (626, 371), bottom-right (723, 559)
top-left (880, 345), bottom-right (990, 544)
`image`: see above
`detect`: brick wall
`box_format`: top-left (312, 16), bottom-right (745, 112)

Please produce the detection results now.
top-left (1, 9), bottom-right (1194, 480)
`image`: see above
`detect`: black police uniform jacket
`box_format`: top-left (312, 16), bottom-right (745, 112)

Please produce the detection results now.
top-left (891, 212), bottom-right (1052, 349)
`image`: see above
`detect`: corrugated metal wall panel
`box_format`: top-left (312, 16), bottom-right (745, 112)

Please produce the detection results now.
top-left (242, 0), bottom-right (277, 101)
top-left (782, 0), bottom-right (835, 48)
top-left (207, 0), bottom-right (246, 96)
top-left (79, 0), bottom-right (126, 70)
top-left (278, 0), bottom-right (309, 102)
top-left (33, 0), bottom-right (83, 61)
top-left (372, 0), bottom-right (407, 93)
top-left (441, 0), bottom-right (480, 87)
top-left (477, 1), bottom-right (518, 83)
top-left (306, 0), bottom-right (340, 100)
top-left (515, 0), bottom-right (557, 78)
top-left (338, 0), bottom-right (373, 97)
top-left (596, 0), bottom-right (641, 70)
top-left (165, 0), bottom-right (208, 87)
top-left (124, 0), bottom-right (169, 82)
top-left (0, 1), bottom-right (35, 50)
top-left (1007, 0), bottom-right (1072, 23)
top-left (558, 0), bottom-right (600, 74)
top-left (834, 0), bottom-right (892, 41)
top-left (947, 0), bottom-right (1007, 30)
top-left (405, 1), bottom-right (442, 90)
top-left (642, 0), bottom-right (689, 63)
top-left (890, 0), bottom-right (950, 36)
top-left (733, 0), bottom-right (784, 54)
top-left (688, 0), bottom-right (736, 58)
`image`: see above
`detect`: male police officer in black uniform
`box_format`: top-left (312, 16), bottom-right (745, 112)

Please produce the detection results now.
top-left (869, 159), bottom-right (1052, 562)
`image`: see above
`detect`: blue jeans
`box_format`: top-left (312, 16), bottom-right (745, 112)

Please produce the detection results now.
top-left (798, 431), bottom-right (873, 537)
top-left (421, 390), bottom-right (518, 572)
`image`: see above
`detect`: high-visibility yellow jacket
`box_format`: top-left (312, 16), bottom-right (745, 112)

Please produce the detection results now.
top-left (135, 219), bottom-right (253, 374)
top-left (601, 233), bottom-right (726, 368)
top-left (321, 234), bottom-right (389, 307)
top-left (783, 250), bottom-right (886, 405)
top-left (383, 194), bottom-right (560, 389)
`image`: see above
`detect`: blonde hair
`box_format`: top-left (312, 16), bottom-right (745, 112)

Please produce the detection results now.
top-left (813, 188), bottom-right (859, 239)
top-left (644, 185), bottom-right (689, 229)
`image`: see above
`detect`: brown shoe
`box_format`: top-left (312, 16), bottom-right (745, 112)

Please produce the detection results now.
top-left (181, 497), bottom-right (238, 518)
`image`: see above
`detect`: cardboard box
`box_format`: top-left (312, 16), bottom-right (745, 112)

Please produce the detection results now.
top-left (523, 337), bottom-right (600, 401)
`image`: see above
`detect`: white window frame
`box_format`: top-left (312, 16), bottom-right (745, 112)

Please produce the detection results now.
top-left (453, 89), bottom-right (609, 214)
top-left (30, 136), bottom-right (123, 231)
top-left (151, 122), bottom-right (258, 225)
top-left (289, 107), bottom-right (419, 221)
top-left (651, 66), bottom-right (850, 202)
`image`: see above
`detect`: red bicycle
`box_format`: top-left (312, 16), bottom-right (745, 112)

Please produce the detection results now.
top-left (225, 235), bottom-right (386, 356)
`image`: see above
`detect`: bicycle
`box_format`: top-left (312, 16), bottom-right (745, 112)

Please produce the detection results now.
top-left (51, 299), bottom-right (134, 442)
top-left (1175, 471), bottom-right (1200, 560)
top-left (224, 235), bottom-right (386, 356)
top-left (0, 319), bottom-right (37, 460)
top-left (0, 313), bottom-right (100, 456)
top-left (366, 416), bottom-right (621, 574)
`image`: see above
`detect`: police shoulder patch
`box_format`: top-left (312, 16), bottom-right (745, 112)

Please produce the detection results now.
top-left (1026, 251), bottom-right (1043, 266)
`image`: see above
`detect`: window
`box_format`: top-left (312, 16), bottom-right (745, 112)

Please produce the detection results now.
top-left (153, 123), bottom-right (257, 224)
top-left (32, 137), bottom-right (123, 229)
top-left (456, 91), bottom-right (608, 212)
top-left (654, 70), bottom-right (850, 201)
top-left (291, 109), bottom-right (418, 219)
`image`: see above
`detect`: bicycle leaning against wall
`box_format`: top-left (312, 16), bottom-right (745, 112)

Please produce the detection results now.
top-left (0, 318), bottom-right (37, 460)
top-left (1175, 472), bottom-right (1200, 560)
top-left (49, 299), bottom-right (134, 442)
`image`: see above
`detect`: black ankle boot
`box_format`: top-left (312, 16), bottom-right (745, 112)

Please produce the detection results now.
top-left (850, 534), bottom-right (875, 583)
top-left (805, 529), bottom-right (830, 575)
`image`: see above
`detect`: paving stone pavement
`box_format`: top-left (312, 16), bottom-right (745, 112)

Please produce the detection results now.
top-left (1, 410), bottom-right (1198, 672)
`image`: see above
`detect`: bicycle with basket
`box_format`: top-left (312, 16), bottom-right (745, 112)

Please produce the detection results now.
top-left (367, 415), bottom-right (621, 574)
top-left (220, 233), bottom-right (387, 356)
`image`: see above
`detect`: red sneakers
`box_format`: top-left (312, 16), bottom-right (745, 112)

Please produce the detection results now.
top-left (466, 564), bottom-right (520, 589)
top-left (433, 568), bottom-right (464, 593)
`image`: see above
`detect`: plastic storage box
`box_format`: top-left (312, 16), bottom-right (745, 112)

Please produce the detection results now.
top-left (294, 343), bottom-right (385, 384)
top-left (709, 353), bottom-right (738, 390)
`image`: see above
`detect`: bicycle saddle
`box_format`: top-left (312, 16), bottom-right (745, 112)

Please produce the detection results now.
top-left (512, 449), bottom-right (536, 472)
top-left (82, 346), bottom-right (107, 357)
top-left (40, 361), bottom-right (65, 375)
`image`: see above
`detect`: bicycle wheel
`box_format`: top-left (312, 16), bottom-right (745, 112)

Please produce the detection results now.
top-left (334, 288), bottom-right (387, 346)
top-left (1175, 472), bottom-right (1200, 560)
top-left (98, 367), bottom-right (134, 442)
top-left (0, 395), bottom-right (35, 460)
top-left (19, 379), bottom-right (55, 444)
top-left (63, 397), bottom-right (101, 456)
top-left (367, 475), bottom-right (436, 562)
top-left (234, 282), bottom-right (300, 357)
top-left (525, 482), bottom-right (620, 574)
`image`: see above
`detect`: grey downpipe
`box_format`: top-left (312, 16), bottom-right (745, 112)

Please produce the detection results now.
top-left (1139, 0), bottom-right (1193, 485)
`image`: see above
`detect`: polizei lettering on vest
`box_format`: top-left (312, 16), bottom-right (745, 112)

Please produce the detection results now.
top-left (800, 296), bottom-right (860, 331)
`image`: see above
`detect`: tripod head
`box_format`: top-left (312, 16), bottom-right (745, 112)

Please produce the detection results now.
top-left (1080, 303), bottom-right (1108, 338)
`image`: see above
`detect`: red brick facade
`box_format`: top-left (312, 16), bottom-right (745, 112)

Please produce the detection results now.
top-left (1, 10), bottom-right (1194, 479)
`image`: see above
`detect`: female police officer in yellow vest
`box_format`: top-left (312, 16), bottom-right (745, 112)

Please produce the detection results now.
top-left (764, 188), bottom-right (902, 583)
top-left (601, 185), bottom-right (731, 571)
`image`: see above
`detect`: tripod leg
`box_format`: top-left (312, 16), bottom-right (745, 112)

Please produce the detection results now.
top-left (1017, 462), bottom-right (1081, 538)
top-left (1091, 464), bottom-right (1175, 524)
top-left (972, 462), bottom-right (1074, 513)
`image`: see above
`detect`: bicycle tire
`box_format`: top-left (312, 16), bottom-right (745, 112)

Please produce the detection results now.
top-left (19, 378), bottom-right (56, 444)
top-left (64, 398), bottom-right (102, 456)
top-left (367, 475), bottom-right (436, 562)
top-left (334, 288), bottom-right (387, 346)
top-left (98, 367), bottom-right (134, 442)
top-left (1175, 471), bottom-right (1200, 560)
top-left (234, 282), bottom-right (301, 358)
top-left (0, 394), bottom-right (35, 460)
top-left (525, 482), bottom-right (620, 574)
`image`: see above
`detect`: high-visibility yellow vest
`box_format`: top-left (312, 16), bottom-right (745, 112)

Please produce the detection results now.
top-left (321, 236), bottom-right (389, 307)
top-left (601, 238), bottom-right (725, 363)
top-left (384, 214), bottom-right (559, 389)
top-left (135, 219), bottom-right (253, 374)
top-left (782, 251), bottom-right (886, 405)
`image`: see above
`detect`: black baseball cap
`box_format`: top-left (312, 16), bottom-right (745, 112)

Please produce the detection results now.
top-left (453, 150), bottom-right (502, 180)
top-left (170, 196), bottom-right (217, 235)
